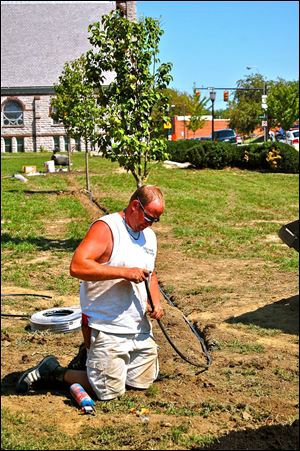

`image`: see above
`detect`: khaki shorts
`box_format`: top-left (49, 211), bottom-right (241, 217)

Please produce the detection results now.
top-left (87, 329), bottom-right (159, 401)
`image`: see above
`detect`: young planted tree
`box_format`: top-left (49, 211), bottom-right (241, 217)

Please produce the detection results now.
top-left (187, 91), bottom-right (209, 137)
top-left (86, 10), bottom-right (173, 187)
top-left (51, 55), bottom-right (100, 193)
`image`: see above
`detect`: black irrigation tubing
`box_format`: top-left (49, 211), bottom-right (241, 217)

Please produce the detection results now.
top-left (1, 293), bottom-right (52, 299)
top-left (1, 313), bottom-right (30, 318)
top-left (1, 294), bottom-right (52, 318)
top-left (159, 285), bottom-right (213, 367)
top-left (145, 280), bottom-right (212, 370)
top-left (83, 189), bottom-right (110, 215)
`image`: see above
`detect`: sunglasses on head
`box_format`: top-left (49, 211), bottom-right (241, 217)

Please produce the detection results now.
top-left (136, 197), bottom-right (160, 223)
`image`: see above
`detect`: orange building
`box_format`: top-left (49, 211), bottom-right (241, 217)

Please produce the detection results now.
top-left (170, 115), bottom-right (231, 141)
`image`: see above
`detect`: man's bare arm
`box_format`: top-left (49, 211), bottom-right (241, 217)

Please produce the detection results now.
top-left (70, 220), bottom-right (149, 283)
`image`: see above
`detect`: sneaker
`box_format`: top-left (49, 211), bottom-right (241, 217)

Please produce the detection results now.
top-left (67, 343), bottom-right (87, 370)
top-left (16, 355), bottom-right (60, 394)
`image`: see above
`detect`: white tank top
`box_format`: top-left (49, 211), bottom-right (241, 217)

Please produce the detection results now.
top-left (80, 212), bottom-right (157, 334)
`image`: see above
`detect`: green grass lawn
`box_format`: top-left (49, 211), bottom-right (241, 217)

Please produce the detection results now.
top-left (1, 152), bottom-right (298, 294)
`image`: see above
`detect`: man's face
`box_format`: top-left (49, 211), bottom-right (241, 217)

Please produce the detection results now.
top-left (131, 198), bottom-right (164, 231)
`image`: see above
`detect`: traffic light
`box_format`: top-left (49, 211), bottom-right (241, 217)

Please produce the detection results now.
top-left (223, 91), bottom-right (229, 102)
top-left (195, 89), bottom-right (201, 98)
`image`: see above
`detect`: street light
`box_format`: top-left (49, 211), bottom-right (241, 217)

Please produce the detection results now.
top-left (209, 89), bottom-right (216, 140)
top-left (168, 104), bottom-right (175, 141)
top-left (182, 103), bottom-right (187, 139)
top-left (246, 66), bottom-right (268, 142)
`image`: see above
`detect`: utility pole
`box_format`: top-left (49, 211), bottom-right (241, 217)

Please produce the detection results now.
top-left (209, 89), bottom-right (216, 140)
top-left (262, 82), bottom-right (268, 142)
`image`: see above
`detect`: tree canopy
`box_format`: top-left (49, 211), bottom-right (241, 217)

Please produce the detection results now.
top-left (86, 10), bottom-right (173, 186)
top-left (51, 55), bottom-right (99, 142)
top-left (50, 54), bottom-right (100, 192)
top-left (228, 74), bottom-right (265, 135)
top-left (267, 79), bottom-right (299, 131)
top-left (228, 74), bottom-right (299, 135)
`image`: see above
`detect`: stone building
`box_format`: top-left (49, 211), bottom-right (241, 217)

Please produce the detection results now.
top-left (1, 1), bottom-right (136, 153)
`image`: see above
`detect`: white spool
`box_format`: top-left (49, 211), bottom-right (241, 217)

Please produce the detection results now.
top-left (30, 306), bottom-right (82, 333)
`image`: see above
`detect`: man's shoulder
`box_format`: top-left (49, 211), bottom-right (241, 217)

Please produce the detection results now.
top-left (92, 212), bottom-right (121, 227)
top-left (144, 226), bottom-right (157, 241)
top-left (100, 212), bottom-right (121, 221)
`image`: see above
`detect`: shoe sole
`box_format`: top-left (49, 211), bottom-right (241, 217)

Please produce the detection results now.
top-left (16, 355), bottom-right (57, 394)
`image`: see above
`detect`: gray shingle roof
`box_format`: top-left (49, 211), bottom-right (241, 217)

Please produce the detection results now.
top-left (1, 1), bottom-right (116, 87)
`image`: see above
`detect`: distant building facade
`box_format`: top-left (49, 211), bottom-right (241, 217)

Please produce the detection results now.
top-left (1, 1), bottom-right (136, 153)
top-left (170, 116), bottom-right (230, 141)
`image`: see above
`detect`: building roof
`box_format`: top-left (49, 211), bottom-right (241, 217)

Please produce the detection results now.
top-left (1, 1), bottom-right (115, 88)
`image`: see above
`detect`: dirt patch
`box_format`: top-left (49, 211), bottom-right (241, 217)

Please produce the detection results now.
top-left (1, 188), bottom-right (298, 450)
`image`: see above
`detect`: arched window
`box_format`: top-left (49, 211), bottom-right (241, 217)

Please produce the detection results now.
top-left (2, 100), bottom-right (24, 126)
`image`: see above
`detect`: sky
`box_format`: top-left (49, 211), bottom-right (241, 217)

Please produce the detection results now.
top-left (137, 1), bottom-right (299, 110)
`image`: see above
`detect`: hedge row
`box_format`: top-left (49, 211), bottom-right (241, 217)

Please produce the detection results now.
top-left (166, 140), bottom-right (299, 173)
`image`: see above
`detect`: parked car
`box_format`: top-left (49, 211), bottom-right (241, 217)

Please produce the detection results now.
top-left (286, 129), bottom-right (299, 150)
top-left (275, 131), bottom-right (286, 143)
top-left (210, 129), bottom-right (237, 143)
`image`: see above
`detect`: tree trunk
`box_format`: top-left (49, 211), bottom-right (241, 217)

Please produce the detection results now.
top-left (67, 141), bottom-right (72, 172)
top-left (85, 137), bottom-right (90, 194)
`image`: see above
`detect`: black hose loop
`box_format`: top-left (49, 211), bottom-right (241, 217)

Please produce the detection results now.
top-left (145, 280), bottom-right (212, 369)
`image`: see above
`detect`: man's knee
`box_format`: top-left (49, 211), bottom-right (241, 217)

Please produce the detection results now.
top-left (87, 366), bottom-right (125, 401)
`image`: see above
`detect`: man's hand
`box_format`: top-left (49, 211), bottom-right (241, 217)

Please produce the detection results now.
top-left (125, 267), bottom-right (150, 284)
top-left (144, 271), bottom-right (164, 319)
top-left (147, 302), bottom-right (164, 320)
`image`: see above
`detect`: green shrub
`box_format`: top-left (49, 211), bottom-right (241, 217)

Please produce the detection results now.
top-left (242, 144), bottom-right (269, 170)
top-left (166, 140), bottom-right (198, 163)
top-left (188, 144), bottom-right (206, 168)
top-left (167, 140), bottom-right (250, 169)
top-left (243, 141), bottom-right (299, 173)
top-left (201, 142), bottom-right (241, 169)
top-left (274, 142), bottom-right (299, 173)
top-left (166, 140), bottom-right (299, 173)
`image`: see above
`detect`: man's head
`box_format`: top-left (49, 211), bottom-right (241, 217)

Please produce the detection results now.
top-left (126, 185), bottom-right (165, 231)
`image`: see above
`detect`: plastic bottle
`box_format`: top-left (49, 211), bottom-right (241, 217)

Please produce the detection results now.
top-left (70, 383), bottom-right (96, 415)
